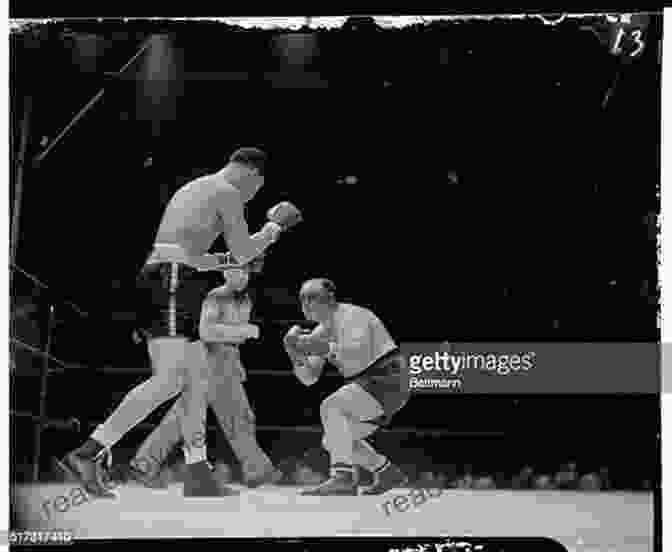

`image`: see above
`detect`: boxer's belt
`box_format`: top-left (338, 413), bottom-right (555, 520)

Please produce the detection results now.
top-left (343, 346), bottom-right (401, 383)
top-left (205, 342), bottom-right (240, 351)
top-left (222, 345), bottom-right (240, 352)
top-left (146, 243), bottom-right (222, 271)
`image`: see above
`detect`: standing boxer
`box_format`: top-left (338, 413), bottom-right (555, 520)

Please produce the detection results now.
top-left (57, 147), bottom-right (302, 498)
top-left (124, 255), bottom-right (282, 488)
top-left (283, 278), bottom-right (410, 496)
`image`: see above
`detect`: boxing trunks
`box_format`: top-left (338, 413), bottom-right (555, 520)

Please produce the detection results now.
top-left (136, 244), bottom-right (224, 341)
top-left (344, 347), bottom-right (410, 427)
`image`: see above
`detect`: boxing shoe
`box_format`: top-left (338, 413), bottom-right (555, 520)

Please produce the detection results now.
top-left (300, 465), bottom-right (358, 496)
top-left (360, 461), bottom-right (408, 495)
top-left (55, 440), bottom-right (117, 499)
top-left (183, 460), bottom-right (240, 497)
top-left (112, 461), bottom-right (169, 489)
top-left (244, 466), bottom-right (284, 488)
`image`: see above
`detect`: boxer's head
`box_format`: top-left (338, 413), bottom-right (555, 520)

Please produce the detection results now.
top-left (228, 147), bottom-right (266, 202)
top-left (299, 278), bottom-right (337, 323)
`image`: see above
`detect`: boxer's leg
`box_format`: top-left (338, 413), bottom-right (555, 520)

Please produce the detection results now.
top-left (301, 383), bottom-right (383, 496)
top-left (90, 338), bottom-right (186, 448)
top-left (323, 383), bottom-right (384, 466)
top-left (351, 422), bottom-right (407, 494)
top-left (176, 340), bottom-right (209, 464)
top-left (351, 423), bottom-right (387, 473)
top-left (345, 380), bottom-right (408, 496)
top-left (58, 338), bottom-right (186, 497)
top-left (163, 267), bottom-right (239, 497)
top-left (173, 340), bottom-right (239, 497)
top-left (130, 394), bottom-right (183, 483)
top-left (207, 352), bottom-right (278, 485)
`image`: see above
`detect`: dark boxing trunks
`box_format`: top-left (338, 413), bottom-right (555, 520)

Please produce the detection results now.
top-left (344, 348), bottom-right (410, 427)
top-left (136, 261), bottom-right (223, 341)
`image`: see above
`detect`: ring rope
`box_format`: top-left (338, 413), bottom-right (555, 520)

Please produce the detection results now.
top-left (9, 410), bottom-right (505, 438)
top-left (11, 337), bottom-right (69, 373)
top-left (13, 263), bottom-right (472, 481)
top-left (11, 336), bottom-right (344, 377)
top-left (10, 263), bottom-right (88, 318)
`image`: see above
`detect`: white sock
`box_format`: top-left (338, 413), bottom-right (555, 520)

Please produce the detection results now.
top-left (183, 445), bottom-right (207, 465)
top-left (353, 439), bottom-right (388, 473)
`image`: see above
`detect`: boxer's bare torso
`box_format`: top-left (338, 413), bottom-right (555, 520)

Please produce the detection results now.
top-left (326, 304), bottom-right (397, 379)
top-left (155, 174), bottom-right (231, 258)
top-left (151, 168), bottom-right (285, 267)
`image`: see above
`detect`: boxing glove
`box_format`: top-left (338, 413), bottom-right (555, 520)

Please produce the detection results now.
top-left (267, 201), bottom-right (303, 232)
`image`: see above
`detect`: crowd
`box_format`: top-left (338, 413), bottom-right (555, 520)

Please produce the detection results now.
top-left (108, 453), bottom-right (648, 493)
top-left (411, 463), bottom-right (617, 492)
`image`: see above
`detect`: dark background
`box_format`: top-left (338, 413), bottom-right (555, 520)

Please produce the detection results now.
top-left (9, 15), bottom-right (660, 488)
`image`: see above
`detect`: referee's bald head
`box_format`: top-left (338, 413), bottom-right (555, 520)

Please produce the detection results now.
top-left (300, 278), bottom-right (337, 305)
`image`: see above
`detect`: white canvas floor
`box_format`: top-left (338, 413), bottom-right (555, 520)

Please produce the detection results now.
top-left (12, 483), bottom-right (654, 551)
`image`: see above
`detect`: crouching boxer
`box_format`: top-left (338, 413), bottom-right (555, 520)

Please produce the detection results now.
top-left (57, 147), bottom-right (302, 498)
top-left (284, 278), bottom-right (410, 496)
top-left (123, 254), bottom-right (282, 489)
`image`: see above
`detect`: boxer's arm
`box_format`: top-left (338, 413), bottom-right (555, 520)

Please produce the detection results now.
top-left (217, 187), bottom-right (276, 265)
top-left (199, 295), bottom-right (259, 344)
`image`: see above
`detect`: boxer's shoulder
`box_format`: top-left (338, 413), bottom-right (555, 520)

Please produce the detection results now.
top-left (208, 179), bottom-right (243, 220)
top-left (207, 285), bottom-right (234, 298)
top-left (339, 303), bottom-right (371, 320)
top-left (210, 175), bottom-right (240, 197)
top-left (180, 173), bottom-right (238, 201)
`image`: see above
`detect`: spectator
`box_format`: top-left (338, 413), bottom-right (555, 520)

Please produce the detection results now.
top-left (434, 471), bottom-right (449, 489)
top-left (494, 471), bottom-right (509, 489)
top-left (473, 475), bottom-right (496, 490)
top-left (440, 464), bottom-right (458, 486)
top-left (276, 456), bottom-right (299, 484)
top-left (213, 462), bottom-right (233, 484)
top-left (511, 465), bottom-right (534, 490)
top-left (417, 471), bottom-right (438, 489)
top-left (301, 447), bottom-right (330, 476)
top-left (554, 461), bottom-right (579, 489)
top-left (294, 460), bottom-right (325, 485)
top-left (353, 464), bottom-right (373, 487)
top-left (534, 475), bottom-right (555, 490)
top-left (455, 464), bottom-right (474, 489)
top-left (400, 464), bottom-right (418, 487)
top-left (166, 458), bottom-right (188, 485)
top-left (578, 473), bottom-right (602, 491)
top-left (598, 466), bottom-right (612, 490)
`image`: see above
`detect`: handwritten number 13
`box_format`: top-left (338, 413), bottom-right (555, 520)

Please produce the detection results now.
top-left (613, 28), bottom-right (645, 57)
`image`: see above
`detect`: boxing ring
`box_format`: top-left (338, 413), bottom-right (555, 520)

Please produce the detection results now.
top-left (9, 265), bottom-right (655, 551)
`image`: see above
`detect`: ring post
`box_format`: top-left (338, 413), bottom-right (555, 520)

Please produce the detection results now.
top-left (32, 304), bottom-right (56, 482)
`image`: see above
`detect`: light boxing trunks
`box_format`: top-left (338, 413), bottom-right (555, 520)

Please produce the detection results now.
top-left (344, 348), bottom-right (410, 427)
top-left (136, 244), bottom-right (224, 341)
